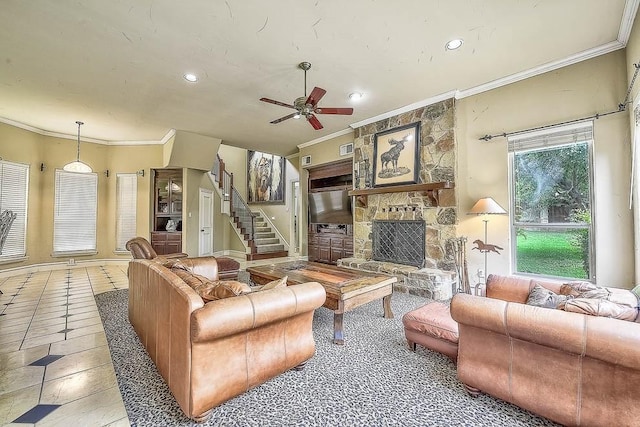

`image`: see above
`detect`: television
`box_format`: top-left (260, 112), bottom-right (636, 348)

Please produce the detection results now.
top-left (308, 190), bottom-right (353, 224)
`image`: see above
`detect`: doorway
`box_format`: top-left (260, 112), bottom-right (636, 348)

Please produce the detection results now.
top-left (199, 188), bottom-right (214, 256)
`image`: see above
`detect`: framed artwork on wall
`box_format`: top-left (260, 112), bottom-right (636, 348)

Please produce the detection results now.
top-left (372, 122), bottom-right (420, 187)
top-left (247, 150), bottom-right (285, 204)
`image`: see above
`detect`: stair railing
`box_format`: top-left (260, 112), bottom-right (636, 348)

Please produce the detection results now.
top-left (231, 187), bottom-right (256, 242)
top-left (213, 155), bottom-right (232, 203)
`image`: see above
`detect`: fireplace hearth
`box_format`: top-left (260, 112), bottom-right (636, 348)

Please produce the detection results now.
top-left (372, 220), bottom-right (425, 267)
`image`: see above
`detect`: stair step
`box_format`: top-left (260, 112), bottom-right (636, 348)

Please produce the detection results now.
top-left (256, 243), bottom-right (285, 253)
top-left (255, 227), bottom-right (271, 233)
top-left (254, 232), bottom-right (275, 239)
top-left (255, 238), bottom-right (279, 245)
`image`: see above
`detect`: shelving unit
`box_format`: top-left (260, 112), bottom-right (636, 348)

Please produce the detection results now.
top-left (151, 168), bottom-right (183, 255)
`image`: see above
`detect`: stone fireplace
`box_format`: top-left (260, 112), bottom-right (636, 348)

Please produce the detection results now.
top-left (338, 98), bottom-right (457, 299)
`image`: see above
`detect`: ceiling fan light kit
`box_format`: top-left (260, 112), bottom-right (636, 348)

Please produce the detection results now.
top-left (260, 61), bottom-right (354, 130)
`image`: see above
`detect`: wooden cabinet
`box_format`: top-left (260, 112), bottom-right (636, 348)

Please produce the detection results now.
top-left (307, 159), bottom-right (353, 265)
top-left (151, 169), bottom-right (183, 255)
top-left (308, 224), bottom-right (353, 265)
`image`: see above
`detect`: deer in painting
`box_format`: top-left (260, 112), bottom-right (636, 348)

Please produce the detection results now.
top-left (380, 136), bottom-right (407, 172)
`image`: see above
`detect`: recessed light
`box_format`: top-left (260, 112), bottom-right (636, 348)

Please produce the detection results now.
top-left (349, 92), bottom-right (363, 101)
top-left (183, 73), bottom-right (198, 82)
top-left (445, 39), bottom-right (463, 50)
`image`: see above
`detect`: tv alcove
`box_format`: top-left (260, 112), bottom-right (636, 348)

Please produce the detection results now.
top-left (307, 159), bottom-right (353, 265)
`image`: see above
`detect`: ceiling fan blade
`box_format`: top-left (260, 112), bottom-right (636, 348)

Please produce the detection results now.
top-left (260, 97), bottom-right (296, 109)
top-left (305, 87), bottom-right (326, 107)
top-left (307, 114), bottom-right (323, 130)
top-left (270, 112), bottom-right (298, 124)
top-left (314, 107), bottom-right (354, 115)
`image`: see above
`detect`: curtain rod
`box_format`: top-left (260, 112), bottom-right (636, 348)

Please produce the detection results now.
top-left (479, 62), bottom-right (640, 142)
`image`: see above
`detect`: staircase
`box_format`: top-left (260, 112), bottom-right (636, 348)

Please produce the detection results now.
top-left (212, 155), bottom-right (289, 261)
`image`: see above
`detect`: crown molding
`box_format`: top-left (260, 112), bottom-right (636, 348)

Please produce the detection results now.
top-left (297, 127), bottom-right (354, 149)
top-left (0, 115), bottom-right (171, 145)
top-left (619, 0), bottom-right (640, 44)
top-left (348, 90), bottom-right (459, 130)
top-left (457, 41), bottom-right (625, 99)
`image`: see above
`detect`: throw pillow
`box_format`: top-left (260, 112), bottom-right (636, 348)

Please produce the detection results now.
top-left (559, 281), bottom-right (599, 296)
top-left (200, 280), bottom-right (252, 302)
top-left (526, 284), bottom-right (569, 309)
top-left (632, 284), bottom-right (640, 300)
top-left (260, 276), bottom-right (288, 291)
top-left (564, 298), bottom-right (639, 322)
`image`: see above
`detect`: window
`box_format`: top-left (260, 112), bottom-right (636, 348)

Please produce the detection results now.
top-left (53, 169), bottom-right (98, 255)
top-left (116, 173), bottom-right (137, 251)
top-left (509, 122), bottom-right (594, 280)
top-left (0, 160), bottom-right (29, 260)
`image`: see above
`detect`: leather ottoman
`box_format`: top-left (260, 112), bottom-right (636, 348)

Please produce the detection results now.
top-left (402, 301), bottom-right (459, 361)
top-left (216, 257), bottom-right (241, 280)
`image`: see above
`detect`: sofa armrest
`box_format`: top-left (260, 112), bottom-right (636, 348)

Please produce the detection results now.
top-left (163, 252), bottom-right (189, 259)
top-left (190, 282), bottom-right (326, 343)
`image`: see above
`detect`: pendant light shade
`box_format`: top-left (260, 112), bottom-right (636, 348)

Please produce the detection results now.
top-left (63, 121), bottom-right (92, 173)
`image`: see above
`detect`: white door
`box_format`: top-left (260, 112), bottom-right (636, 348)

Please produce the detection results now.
top-left (199, 188), bottom-right (214, 256)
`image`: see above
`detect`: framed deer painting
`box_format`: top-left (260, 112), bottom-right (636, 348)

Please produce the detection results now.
top-left (372, 122), bottom-right (420, 187)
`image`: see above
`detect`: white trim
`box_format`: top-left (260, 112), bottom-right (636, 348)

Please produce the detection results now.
top-left (0, 116), bottom-right (173, 146)
top-left (297, 128), bottom-right (354, 149)
top-left (458, 41), bottom-right (625, 99)
top-left (349, 90), bottom-right (459, 129)
top-left (299, 40), bottom-right (628, 150)
top-left (213, 250), bottom-right (245, 259)
top-left (619, 0), bottom-right (640, 44)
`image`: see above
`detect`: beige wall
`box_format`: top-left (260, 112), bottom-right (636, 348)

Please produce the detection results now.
top-left (625, 12), bottom-right (640, 283)
top-left (0, 121), bottom-right (165, 269)
top-left (457, 50), bottom-right (634, 286)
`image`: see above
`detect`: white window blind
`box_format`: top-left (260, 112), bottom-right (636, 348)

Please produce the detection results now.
top-left (116, 173), bottom-right (137, 251)
top-left (0, 160), bottom-right (29, 259)
top-left (508, 122), bottom-right (594, 152)
top-left (53, 169), bottom-right (97, 255)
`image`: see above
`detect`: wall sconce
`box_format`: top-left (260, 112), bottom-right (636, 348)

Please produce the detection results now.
top-left (136, 169), bottom-right (145, 177)
top-left (40, 163), bottom-right (46, 172)
top-left (104, 170), bottom-right (110, 178)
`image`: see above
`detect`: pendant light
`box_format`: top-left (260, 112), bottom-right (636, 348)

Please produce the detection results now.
top-left (63, 121), bottom-right (92, 173)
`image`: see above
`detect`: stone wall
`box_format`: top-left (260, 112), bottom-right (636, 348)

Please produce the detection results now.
top-left (352, 98), bottom-right (457, 271)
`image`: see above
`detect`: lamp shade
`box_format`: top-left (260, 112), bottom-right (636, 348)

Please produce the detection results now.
top-left (468, 197), bottom-right (507, 215)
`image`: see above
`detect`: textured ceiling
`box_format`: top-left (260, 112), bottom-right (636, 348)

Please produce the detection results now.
top-left (0, 1), bottom-right (636, 155)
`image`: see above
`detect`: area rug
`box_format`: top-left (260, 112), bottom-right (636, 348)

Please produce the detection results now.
top-left (96, 289), bottom-right (558, 427)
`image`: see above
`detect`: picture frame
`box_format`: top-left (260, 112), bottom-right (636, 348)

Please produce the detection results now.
top-left (372, 122), bottom-right (420, 187)
top-left (247, 150), bottom-right (285, 204)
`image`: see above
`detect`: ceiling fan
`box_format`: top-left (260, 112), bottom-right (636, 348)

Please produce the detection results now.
top-left (260, 62), bottom-right (354, 130)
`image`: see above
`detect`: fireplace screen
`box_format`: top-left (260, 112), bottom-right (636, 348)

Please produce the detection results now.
top-left (372, 220), bottom-right (425, 267)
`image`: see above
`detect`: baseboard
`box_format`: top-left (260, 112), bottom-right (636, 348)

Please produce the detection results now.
top-left (0, 258), bottom-right (129, 278)
top-left (212, 250), bottom-right (245, 259)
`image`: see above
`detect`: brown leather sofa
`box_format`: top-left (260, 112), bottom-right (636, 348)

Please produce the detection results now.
top-left (450, 274), bottom-right (640, 427)
top-left (128, 258), bottom-right (326, 422)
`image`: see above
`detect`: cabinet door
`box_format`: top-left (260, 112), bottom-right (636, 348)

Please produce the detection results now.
top-left (169, 178), bottom-right (183, 214)
top-left (308, 244), bottom-right (318, 262)
top-left (330, 247), bottom-right (344, 264)
top-left (317, 247), bottom-right (331, 264)
top-left (156, 178), bottom-right (170, 214)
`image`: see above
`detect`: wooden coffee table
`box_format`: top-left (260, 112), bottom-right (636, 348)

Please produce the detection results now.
top-left (246, 261), bottom-right (396, 345)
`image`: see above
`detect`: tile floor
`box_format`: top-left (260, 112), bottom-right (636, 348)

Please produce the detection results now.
top-left (0, 256), bottom-right (301, 426)
top-left (0, 265), bottom-right (130, 427)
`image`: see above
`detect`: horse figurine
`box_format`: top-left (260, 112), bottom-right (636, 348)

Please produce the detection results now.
top-left (472, 239), bottom-right (503, 254)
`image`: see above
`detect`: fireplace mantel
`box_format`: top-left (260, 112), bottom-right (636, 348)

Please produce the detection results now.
top-left (348, 181), bottom-right (454, 207)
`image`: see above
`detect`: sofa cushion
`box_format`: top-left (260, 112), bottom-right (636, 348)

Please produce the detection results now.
top-left (260, 276), bottom-right (288, 291)
top-left (526, 283), bottom-right (569, 309)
